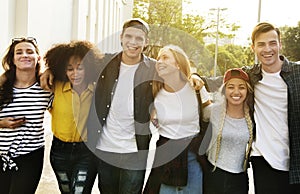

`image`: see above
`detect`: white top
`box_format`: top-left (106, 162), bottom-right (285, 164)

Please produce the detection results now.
top-left (154, 83), bottom-right (210, 139)
top-left (97, 62), bottom-right (139, 153)
top-left (251, 69), bottom-right (289, 171)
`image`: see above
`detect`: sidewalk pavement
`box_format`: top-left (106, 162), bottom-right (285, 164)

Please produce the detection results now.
top-left (36, 112), bottom-right (254, 194)
top-left (35, 112), bottom-right (99, 194)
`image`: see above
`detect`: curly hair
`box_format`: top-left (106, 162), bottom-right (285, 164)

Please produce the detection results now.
top-left (44, 40), bottom-right (103, 83)
top-left (0, 38), bottom-right (40, 110)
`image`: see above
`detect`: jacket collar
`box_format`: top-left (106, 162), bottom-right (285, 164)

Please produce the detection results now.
top-left (111, 52), bottom-right (152, 69)
top-left (280, 55), bottom-right (291, 73)
top-left (249, 55), bottom-right (289, 77)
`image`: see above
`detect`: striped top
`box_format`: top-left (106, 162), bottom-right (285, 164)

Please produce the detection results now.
top-left (0, 82), bottom-right (52, 171)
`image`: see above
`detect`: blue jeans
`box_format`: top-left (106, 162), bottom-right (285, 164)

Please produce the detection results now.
top-left (50, 136), bottom-right (97, 194)
top-left (95, 150), bottom-right (146, 194)
top-left (159, 151), bottom-right (203, 194)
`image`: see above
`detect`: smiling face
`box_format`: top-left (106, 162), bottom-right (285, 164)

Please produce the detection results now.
top-left (66, 56), bottom-right (86, 87)
top-left (225, 78), bottom-right (248, 107)
top-left (13, 42), bottom-right (40, 71)
top-left (120, 27), bottom-right (148, 65)
top-left (156, 49), bottom-right (179, 78)
top-left (252, 30), bottom-right (282, 72)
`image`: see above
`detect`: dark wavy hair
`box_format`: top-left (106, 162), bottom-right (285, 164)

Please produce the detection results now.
top-left (0, 38), bottom-right (40, 110)
top-left (44, 40), bottom-right (103, 84)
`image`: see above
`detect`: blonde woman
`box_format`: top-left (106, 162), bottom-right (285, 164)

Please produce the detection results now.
top-left (204, 68), bottom-right (253, 194)
top-left (144, 44), bottom-right (211, 194)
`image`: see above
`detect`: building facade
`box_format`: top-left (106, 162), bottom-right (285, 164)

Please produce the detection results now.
top-left (0, 0), bottom-right (133, 66)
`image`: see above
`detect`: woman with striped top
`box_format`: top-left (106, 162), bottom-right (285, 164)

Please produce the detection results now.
top-left (0, 37), bottom-right (53, 194)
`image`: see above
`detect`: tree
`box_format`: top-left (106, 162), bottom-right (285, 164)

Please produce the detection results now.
top-left (205, 44), bottom-right (254, 76)
top-left (281, 22), bottom-right (300, 62)
top-left (133, 0), bottom-right (214, 74)
top-left (133, 0), bottom-right (241, 75)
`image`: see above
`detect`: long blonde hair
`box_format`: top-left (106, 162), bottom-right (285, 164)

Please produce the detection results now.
top-left (152, 44), bottom-right (191, 97)
top-left (213, 80), bottom-right (254, 171)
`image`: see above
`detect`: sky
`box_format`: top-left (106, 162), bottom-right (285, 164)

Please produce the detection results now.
top-left (185, 0), bottom-right (300, 46)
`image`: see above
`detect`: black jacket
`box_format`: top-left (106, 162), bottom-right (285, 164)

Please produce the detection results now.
top-left (87, 52), bottom-right (156, 152)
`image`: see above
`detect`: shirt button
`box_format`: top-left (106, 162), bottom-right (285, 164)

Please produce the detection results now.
top-left (97, 130), bottom-right (101, 133)
top-left (106, 105), bottom-right (110, 108)
top-left (101, 75), bottom-right (104, 78)
top-left (102, 118), bottom-right (106, 121)
top-left (115, 79), bottom-right (118, 82)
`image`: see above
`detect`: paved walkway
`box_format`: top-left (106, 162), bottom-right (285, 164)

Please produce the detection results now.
top-left (36, 112), bottom-right (254, 194)
top-left (35, 113), bottom-right (99, 194)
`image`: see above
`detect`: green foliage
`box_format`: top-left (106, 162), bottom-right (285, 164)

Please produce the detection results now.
top-left (144, 25), bottom-right (214, 76)
top-left (133, 0), bottom-right (215, 75)
top-left (281, 22), bottom-right (300, 62)
top-left (133, 0), bottom-right (252, 76)
top-left (205, 44), bottom-right (254, 76)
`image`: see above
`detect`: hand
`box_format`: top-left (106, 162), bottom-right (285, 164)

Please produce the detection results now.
top-left (0, 74), bottom-right (7, 86)
top-left (150, 109), bottom-right (159, 128)
top-left (0, 117), bottom-right (26, 129)
top-left (190, 74), bottom-right (204, 90)
top-left (40, 69), bottom-right (54, 91)
top-left (151, 118), bottom-right (159, 128)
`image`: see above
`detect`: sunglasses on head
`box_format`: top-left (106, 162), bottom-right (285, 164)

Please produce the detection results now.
top-left (12, 37), bottom-right (37, 45)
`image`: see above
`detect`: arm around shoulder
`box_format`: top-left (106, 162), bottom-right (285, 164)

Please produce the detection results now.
top-left (40, 68), bottom-right (54, 91)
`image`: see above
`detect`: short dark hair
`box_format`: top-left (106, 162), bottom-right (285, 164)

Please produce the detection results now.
top-left (122, 18), bottom-right (149, 36)
top-left (251, 22), bottom-right (281, 45)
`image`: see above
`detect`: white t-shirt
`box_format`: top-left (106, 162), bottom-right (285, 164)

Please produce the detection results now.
top-left (251, 69), bottom-right (289, 171)
top-left (97, 62), bottom-right (139, 153)
top-left (154, 83), bottom-right (210, 139)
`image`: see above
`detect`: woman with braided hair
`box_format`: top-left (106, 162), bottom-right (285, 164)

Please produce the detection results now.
top-left (204, 68), bottom-right (253, 194)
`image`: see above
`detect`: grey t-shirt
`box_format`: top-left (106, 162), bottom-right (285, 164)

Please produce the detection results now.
top-left (211, 115), bottom-right (249, 173)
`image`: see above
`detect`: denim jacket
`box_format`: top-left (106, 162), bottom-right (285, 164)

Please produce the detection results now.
top-left (243, 56), bottom-right (300, 184)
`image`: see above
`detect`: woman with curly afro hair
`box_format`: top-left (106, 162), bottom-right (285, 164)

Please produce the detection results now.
top-left (44, 40), bottom-right (103, 194)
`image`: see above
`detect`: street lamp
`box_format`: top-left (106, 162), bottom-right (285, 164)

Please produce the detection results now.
top-left (257, 0), bottom-right (261, 23)
top-left (255, 0), bottom-right (262, 64)
top-left (210, 7), bottom-right (227, 77)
